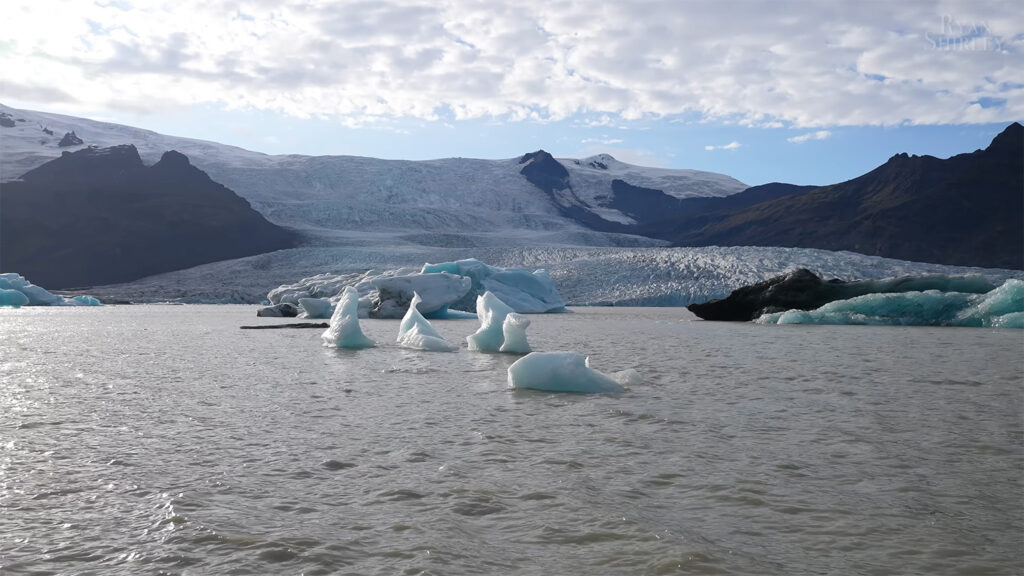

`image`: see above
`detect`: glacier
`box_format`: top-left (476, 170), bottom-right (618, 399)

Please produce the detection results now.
top-left (397, 292), bottom-right (458, 352)
top-left (507, 352), bottom-right (624, 394)
top-left (0, 273), bottom-right (101, 307)
top-left (321, 286), bottom-right (375, 349)
top-left (756, 279), bottom-right (1024, 328)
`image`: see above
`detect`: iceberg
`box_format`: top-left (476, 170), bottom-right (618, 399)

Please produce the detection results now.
top-left (257, 302), bottom-right (299, 317)
top-left (372, 272), bottom-right (471, 318)
top-left (0, 273), bottom-right (101, 306)
top-left (0, 288), bottom-right (30, 308)
top-left (466, 291), bottom-right (516, 352)
top-left (397, 292), bottom-right (458, 352)
top-left (321, 286), bottom-right (375, 349)
top-left (299, 297), bottom-right (334, 319)
top-left (422, 259), bottom-right (565, 313)
top-left (507, 352), bottom-right (623, 394)
top-left (756, 279), bottom-right (1024, 328)
top-left (499, 313), bottom-right (532, 354)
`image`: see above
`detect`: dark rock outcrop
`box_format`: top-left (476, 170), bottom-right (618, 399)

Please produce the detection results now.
top-left (0, 145), bottom-right (298, 289)
top-left (0, 113), bottom-right (15, 128)
top-left (58, 131), bottom-right (83, 146)
top-left (687, 268), bottom-right (996, 321)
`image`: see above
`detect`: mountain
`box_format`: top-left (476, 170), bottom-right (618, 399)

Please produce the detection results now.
top-left (662, 123), bottom-right (1024, 269)
top-left (0, 104), bottom-right (745, 249)
top-left (0, 145), bottom-right (298, 288)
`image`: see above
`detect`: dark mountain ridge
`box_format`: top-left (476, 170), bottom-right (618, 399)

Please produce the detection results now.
top-left (658, 122), bottom-right (1023, 269)
top-left (1, 145), bottom-right (298, 288)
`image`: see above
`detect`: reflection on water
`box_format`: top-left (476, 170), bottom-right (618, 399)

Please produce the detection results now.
top-left (1, 305), bottom-right (1021, 575)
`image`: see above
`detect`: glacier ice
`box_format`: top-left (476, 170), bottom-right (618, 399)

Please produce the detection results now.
top-left (422, 259), bottom-right (565, 313)
top-left (756, 279), bottom-right (1024, 328)
top-left (299, 297), bottom-right (334, 319)
top-left (372, 272), bottom-right (471, 318)
top-left (507, 352), bottom-right (624, 394)
top-left (0, 273), bottom-right (101, 306)
top-left (321, 286), bottom-right (375, 349)
top-left (397, 292), bottom-right (458, 352)
top-left (466, 291), bottom-right (516, 352)
top-left (499, 313), bottom-right (532, 354)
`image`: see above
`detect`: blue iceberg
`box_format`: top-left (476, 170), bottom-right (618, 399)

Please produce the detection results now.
top-left (421, 259), bottom-right (565, 313)
top-left (499, 313), bottom-right (532, 355)
top-left (756, 279), bottom-right (1024, 328)
top-left (466, 291), bottom-right (516, 352)
top-left (0, 273), bottom-right (101, 307)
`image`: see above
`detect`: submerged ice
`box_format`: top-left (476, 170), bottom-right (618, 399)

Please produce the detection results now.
top-left (321, 286), bottom-right (375, 349)
top-left (397, 292), bottom-right (458, 352)
top-left (507, 352), bottom-right (623, 394)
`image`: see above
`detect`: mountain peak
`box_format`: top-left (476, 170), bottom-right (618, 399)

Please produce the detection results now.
top-left (986, 122), bottom-right (1023, 158)
top-left (19, 144), bottom-right (144, 186)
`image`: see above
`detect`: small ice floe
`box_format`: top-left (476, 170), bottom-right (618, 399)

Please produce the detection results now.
top-left (507, 352), bottom-right (624, 394)
top-left (321, 286), bottom-right (375, 349)
top-left (397, 292), bottom-right (458, 352)
top-left (467, 291), bottom-right (529, 353)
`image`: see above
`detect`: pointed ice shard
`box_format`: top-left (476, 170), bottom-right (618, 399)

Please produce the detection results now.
top-left (397, 292), bottom-right (458, 351)
top-left (321, 286), bottom-right (375, 349)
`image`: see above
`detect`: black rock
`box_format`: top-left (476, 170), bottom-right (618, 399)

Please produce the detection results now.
top-left (58, 131), bottom-right (84, 147)
top-left (0, 113), bottom-right (14, 128)
top-left (42, 127), bottom-right (54, 136)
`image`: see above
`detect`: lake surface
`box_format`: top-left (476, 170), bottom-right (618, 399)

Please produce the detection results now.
top-left (1, 305), bottom-right (1022, 575)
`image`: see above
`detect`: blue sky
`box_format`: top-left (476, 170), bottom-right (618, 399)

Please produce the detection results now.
top-left (2, 0), bottom-right (1020, 186)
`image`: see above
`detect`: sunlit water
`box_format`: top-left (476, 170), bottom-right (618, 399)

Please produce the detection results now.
top-left (1, 305), bottom-right (1021, 575)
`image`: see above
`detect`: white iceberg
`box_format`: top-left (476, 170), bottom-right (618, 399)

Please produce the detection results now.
top-left (397, 292), bottom-right (458, 352)
top-left (372, 272), bottom-right (471, 318)
top-left (422, 259), bottom-right (565, 313)
top-left (321, 286), bottom-right (375, 349)
top-left (466, 291), bottom-right (516, 352)
top-left (507, 352), bottom-right (623, 394)
top-left (299, 297), bottom-right (334, 319)
top-left (499, 313), bottom-right (532, 354)
top-left (0, 273), bottom-right (101, 306)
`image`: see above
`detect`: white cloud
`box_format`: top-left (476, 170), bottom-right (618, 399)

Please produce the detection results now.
top-left (788, 130), bottom-right (832, 143)
top-left (705, 141), bottom-right (742, 151)
top-left (2, 0), bottom-right (1021, 127)
top-left (581, 137), bottom-right (624, 145)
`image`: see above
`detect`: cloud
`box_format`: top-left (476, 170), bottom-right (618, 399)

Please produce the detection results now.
top-left (581, 137), bottom-right (624, 144)
top-left (787, 130), bottom-right (832, 143)
top-left (2, 0), bottom-right (1021, 127)
top-left (705, 141), bottom-right (742, 151)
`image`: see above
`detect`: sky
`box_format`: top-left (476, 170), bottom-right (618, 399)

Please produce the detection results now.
top-left (1, 0), bottom-right (1021, 186)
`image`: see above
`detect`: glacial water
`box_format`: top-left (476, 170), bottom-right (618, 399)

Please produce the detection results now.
top-left (1, 305), bottom-right (1022, 575)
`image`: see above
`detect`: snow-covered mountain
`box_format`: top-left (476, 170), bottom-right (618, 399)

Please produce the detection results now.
top-left (0, 104), bottom-right (744, 245)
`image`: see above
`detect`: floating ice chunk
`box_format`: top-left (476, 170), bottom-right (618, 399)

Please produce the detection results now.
top-left (397, 292), bottom-right (458, 351)
top-left (0, 288), bottom-right (30, 307)
top-left (467, 291), bottom-right (516, 352)
top-left (322, 286), bottom-right (375, 349)
top-left (499, 313), bottom-right (532, 354)
top-left (373, 272), bottom-right (472, 318)
top-left (299, 297), bottom-right (334, 319)
top-left (507, 352), bottom-right (623, 394)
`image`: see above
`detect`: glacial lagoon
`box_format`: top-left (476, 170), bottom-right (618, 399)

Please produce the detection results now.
top-left (1, 305), bottom-right (1022, 575)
